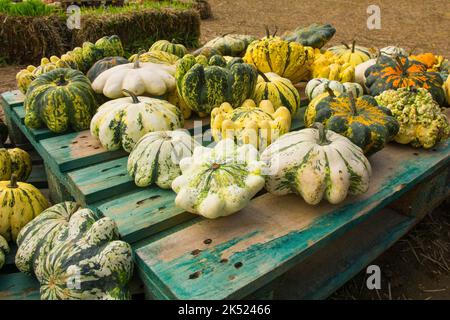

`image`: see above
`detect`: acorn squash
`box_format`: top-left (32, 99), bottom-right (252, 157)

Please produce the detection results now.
top-left (211, 99), bottom-right (291, 150)
top-left (90, 90), bottom-right (184, 153)
top-left (24, 68), bottom-right (98, 133)
top-left (0, 175), bottom-right (49, 241)
top-left (15, 202), bottom-right (133, 300)
top-left (305, 89), bottom-right (399, 155)
top-left (176, 54), bottom-right (258, 115)
top-left (261, 123), bottom-right (372, 204)
top-left (171, 139), bottom-right (266, 219)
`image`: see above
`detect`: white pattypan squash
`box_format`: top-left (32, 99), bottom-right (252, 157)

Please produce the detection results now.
top-left (128, 130), bottom-right (200, 189)
top-left (261, 123), bottom-right (371, 205)
top-left (91, 55), bottom-right (176, 99)
top-left (90, 90), bottom-right (184, 152)
top-left (171, 139), bottom-right (266, 219)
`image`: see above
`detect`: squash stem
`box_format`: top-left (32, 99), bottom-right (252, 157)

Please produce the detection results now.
top-left (122, 89), bottom-right (140, 104)
top-left (351, 40), bottom-right (356, 53)
top-left (312, 123), bottom-right (331, 145)
top-left (211, 163), bottom-right (221, 170)
top-left (264, 25), bottom-right (270, 38)
top-left (56, 74), bottom-right (67, 86)
top-left (134, 50), bottom-right (146, 69)
top-left (395, 55), bottom-right (406, 74)
top-left (348, 92), bottom-right (358, 115)
top-left (325, 86), bottom-right (335, 98)
top-left (8, 174), bottom-right (18, 189)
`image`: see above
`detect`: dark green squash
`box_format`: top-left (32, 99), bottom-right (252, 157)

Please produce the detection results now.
top-left (86, 56), bottom-right (129, 82)
top-left (305, 88), bottom-right (399, 155)
top-left (95, 35), bottom-right (125, 57)
top-left (24, 68), bottom-right (98, 133)
top-left (0, 119), bottom-right (8, 145)
top-left (202, 33), bottom-right (257, 57)
top-left (176, 54), bottom-right (258, 115)
top-left (365, 55), bottom-right (445, 106)
top-left (150, 39), bottom-right (187, 58)
top-left (192, 46), bottom-right (222, 58)
top-left (282, 23), bottom-right (336, 49)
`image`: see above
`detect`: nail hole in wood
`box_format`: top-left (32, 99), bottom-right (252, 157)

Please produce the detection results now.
top-left (234, 262), bottom-right (243, 269)
top-left (94, 146), bottom-right (100, 150)
top-left (189, 271), bottom-right (201, 279)
top-left (80, 136), bottom-right (87, 139)
top-left (220, 258), bottom-right (228, 263)
top-left (191, 249), bottom-right (201, 256)
top-left (60, 146), bottom-right (68, 149)
top-left (204, 239), bottom-right (212, 245)
top-left (228, 275), bottom-right (236, 280)
top-left (413, 152), bottom-right (419, 156)
top-left (72, 141), bottom-right (78, 144)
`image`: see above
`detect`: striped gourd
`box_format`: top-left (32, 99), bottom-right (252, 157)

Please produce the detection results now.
top-left (243, 28), bottom-right (313, 83)
top-left (176, 54), bottom-right (258, 115)
top-left (0, 175), bottom-right (49, 242)
top-left (90, 90), bottom-right (184, 153)
top-left (15, 202), bottom-right (133, 300)
top-left (261, 123), bottom-right (372, 205)
top-left (128, 131), bottom-right (200, 189)
top-left (203, 34), bottom-right (257, 57)
top-left (86, 56), bottom-right (129, 82)
top-left (253, 72), bottom-right (300, 114)
top-left (305, 89), bottom-right (399, 155)
top-left (0, 147), bottom-right (32, 182)
top-left (211, 99), bottom-right (291, 150)
top-left (128, 50), bottom-right (180, 66)
top-left (150, 39), bottom-right (187, 58)
top-left (24, 68), bottom-right (98, 133)
top-left (0, 235), bottom-right (9, 270)
top-left (327, 41), bottom-right (374, 67)
top-left (306, 78), bottom-right (364, 100)
top-left (171, 139), bottom-right (266, 219)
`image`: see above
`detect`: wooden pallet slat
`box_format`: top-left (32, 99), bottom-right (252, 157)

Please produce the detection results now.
top-left (134, 140), bottom-right (450, 300)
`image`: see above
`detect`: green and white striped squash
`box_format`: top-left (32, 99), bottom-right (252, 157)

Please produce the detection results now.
top-left (203, 34), bottom-right (257, 57)
top-left (306, 78), bottom-right (364, 100)
top-left (128, 130), bottom-right (200, 189)
top-left (86, 56), bottom-right (129, 82)
top-left (90, 90), bottom-right (184, 153)
top-left (0, 235), bottom-right (8, 270)
top-left (0, 147), bottom-right (32, 182)
top-left (171, 139), bottom-right (266, 219)
top-left (253, 72), bottom-right (301, 115)
top-left (24, 68), bottom-right (98, 133)
top-left (128, 50), bottom-right (180, 66)
top-left (150, 39), bottom-right (187, 58)
top-left (176, 54), bottom-right (258, 115)
top-left (261, 123), bottom-right (372, 205)
top-left (15, 202), bottom-right (133, 300)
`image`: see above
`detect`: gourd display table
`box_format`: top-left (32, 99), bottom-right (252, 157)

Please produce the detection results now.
top-left (1, 90), bottom-right (449, 300)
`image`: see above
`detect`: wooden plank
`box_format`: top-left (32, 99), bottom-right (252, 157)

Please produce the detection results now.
top-left (92, 188), bottom-right (194, 243)
top-left (268, 208), bottom-right (416, 299)
top-left (0, 273), bottom-right (40, 300)
top-left (27, 164), bottom-right (48, 189)
top-left (135, 139), bottom-right (450, 300)
top-left (1, 90), bottom-right (24, 108)
top-left (45, 164), bottom-right (74, 203)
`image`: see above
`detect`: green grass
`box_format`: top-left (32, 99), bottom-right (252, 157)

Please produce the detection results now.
top-left (0, 0), bottom-right (58, 16)
top-left (81, 1), bottom-right (193, 15)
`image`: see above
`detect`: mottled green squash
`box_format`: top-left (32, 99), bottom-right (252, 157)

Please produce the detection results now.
top-left (0, 148), bottom-right (32, 181)
top-left (24, 68), bottom-right (98, 133)
top-left (282, 23), bottom-right (336, 49)
top-left (192, 46), bottom-right (222, 59)
top-left (95, 35), bottom-right (125, 58)
top-left (150, 39), bottom-right (187, 58)
top-left (15, 202), bottom-right (133, 300)
top-left (0, 119), bottom-right (7, 145)
top-left (365, 55), bottom-right (446, 106)
top-left (176, 54), bottom-right (258, 115)
top-left (0, 235), bottom-right (8, 270)
top-left (203, 34), bottom-right (257, 57)
top-left (128, 50), bottom-right (180, 66)
top-left (86, 56), bottom-right (129, 82)
top-left (305, 88), bottom-right (399, 155)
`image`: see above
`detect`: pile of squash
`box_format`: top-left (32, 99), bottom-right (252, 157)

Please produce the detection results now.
top-left (3, 23), bottom-right (450, 300)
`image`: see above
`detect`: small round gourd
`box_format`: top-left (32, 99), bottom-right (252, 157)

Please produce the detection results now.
top-left (0, 175), bottom-right (49, 241)
top-left (0, 148), bottom-right (32, 181)
top-left (90, 90), bottom-right (184, 153)
top-left (261, 123), bottom-right (372, 205)
top-left (128, 130), bottom-right (200, 189)
top-left (150, 39), bottom-right (187, 58)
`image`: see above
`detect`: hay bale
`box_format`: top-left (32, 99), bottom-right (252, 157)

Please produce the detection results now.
top-left (192, 0), bottom-right (212, 19)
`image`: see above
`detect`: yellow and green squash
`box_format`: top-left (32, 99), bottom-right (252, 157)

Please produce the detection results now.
top-left (150, 39), bottom-right (187, 58)
top-left (0, 147), bottom-right (32, 182)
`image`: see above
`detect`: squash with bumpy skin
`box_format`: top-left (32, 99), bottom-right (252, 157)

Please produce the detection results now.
top-left (282, 23), bottom-right (336, 49)
top-left (171, 139), bottom-right (266, 219)
top-left (0, 175), bottom-right (49, 242)
top-left (375, 88), bottom-right (450, 148)
top-left (15, 202), bottom-right (133, 300)
top-left (305, 89), bottom-right (399, 155)
top-left (261, 123), bottom-right (372, 204)
top-left (211, 99), bottom-right (291, 150)
top-left (253, 72), bottom-right (300, 114)
top-left (311, 49), bottom-right (355, 82)
top-left (243, 28), bottom-right (313, 83)
top-left (176, 54), bottom-right (258, 115)
top-left (203, 34), bottom-right (257, 57)
top-left (327, 41), bottom-right (374, 67)
top-left (24, 68), bottom-right (98, 133)
top-left (150, 40), bottom-right (187, 58)
top-left (128, 131), bottom-right (200, 189)
top-left (86, 56), bottom-right (129, 82)
top-left (365, 55), bottom-right (445, 106)
top-left (90, 90), bottom-right (183, 153)
top-left (0, 147), bottom-right (32, 182)
top-left (0, 235), bottom-right (8, 270)
top-left (92, 55), bottom-right (176, 99)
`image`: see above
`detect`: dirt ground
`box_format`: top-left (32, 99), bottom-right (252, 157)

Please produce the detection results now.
top-left (0, 0), bottom-right (449, 300)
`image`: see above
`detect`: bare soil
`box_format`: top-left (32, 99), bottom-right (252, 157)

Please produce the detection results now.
top-left (0, 0), bottom-right (449, 299)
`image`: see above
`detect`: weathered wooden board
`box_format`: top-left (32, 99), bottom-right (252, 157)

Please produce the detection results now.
top-left (1, 90), bottom-right (24, 108)
top-left (0, 273), bottom-right (40, 300)
top-left (135, 139), bottom-right (450, 300)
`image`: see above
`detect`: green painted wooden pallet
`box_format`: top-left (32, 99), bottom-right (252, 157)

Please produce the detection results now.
top-left (1, 90), bottom-right (449, 300)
